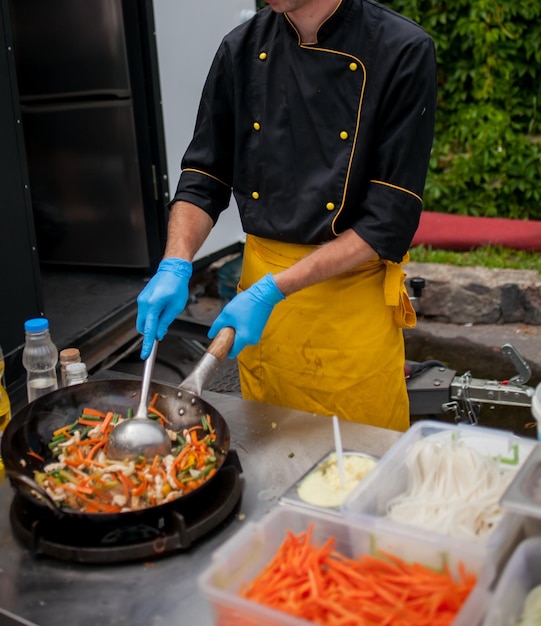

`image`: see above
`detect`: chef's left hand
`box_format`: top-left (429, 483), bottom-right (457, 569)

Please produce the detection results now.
top-left (208, 273), bottom-right (285, 358)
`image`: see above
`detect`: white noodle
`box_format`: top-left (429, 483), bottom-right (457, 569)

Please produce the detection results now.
top-left (385, 438), bottom-right (514, 540)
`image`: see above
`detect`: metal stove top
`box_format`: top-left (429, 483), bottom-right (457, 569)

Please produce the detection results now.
top-left (0, 391), bottom-right (400, 626)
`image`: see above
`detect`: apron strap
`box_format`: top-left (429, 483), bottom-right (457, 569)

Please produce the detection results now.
top-left (383, 252), bottom-right (417, 329)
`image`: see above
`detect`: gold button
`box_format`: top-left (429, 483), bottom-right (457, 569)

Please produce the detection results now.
top-left (252, 191), bottom-right (260, 200)
top-left (259, 52), bottom-right (267, 60)
top-left (349, 62), bottom-right (358, 71)
top-left (253, 122), bottom-right (261, 131)
top-left (326, 202), bottom-right (335, 211)
top-left (340, 131), bottom-right (348, 140)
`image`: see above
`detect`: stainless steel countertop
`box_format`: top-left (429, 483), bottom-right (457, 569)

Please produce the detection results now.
top-left (0, 391), bottom-right (401, 626)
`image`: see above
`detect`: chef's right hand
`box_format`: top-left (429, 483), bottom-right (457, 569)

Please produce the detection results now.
top-left (136, 258), bottom-right (193, 359)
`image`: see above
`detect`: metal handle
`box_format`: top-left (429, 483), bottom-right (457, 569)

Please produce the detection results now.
top-left (501, 343), bottom-right (532, 385)
top-left (178, 327), bottom-right (235, 397)
top-left (135, 339), bottom-right (158, 419)
top-left (7, 470), bottom-right (63, 516)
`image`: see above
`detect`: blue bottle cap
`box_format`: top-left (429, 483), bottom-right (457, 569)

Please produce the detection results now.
top-left (24, 318), bottom-right (50, 332)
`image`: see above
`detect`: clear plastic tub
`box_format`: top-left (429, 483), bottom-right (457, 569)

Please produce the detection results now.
top-left (199, 504), bottom-right (491, 626)
top-left (341, 420), bottom-right (537, 571)
top-left (532, 383), bottom-right (541, 440)
top-left (280, 450), bottom-right (379, 514)
top-left (482, 536), bottom-right (541, 625)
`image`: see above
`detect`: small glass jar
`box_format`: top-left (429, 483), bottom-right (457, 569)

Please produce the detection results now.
top-left (65, 362), bottom-right (88, 386)
top-left (60, 348), bottom-right (81, 387)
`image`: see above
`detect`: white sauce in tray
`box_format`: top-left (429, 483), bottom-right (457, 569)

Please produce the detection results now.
top-left (296, 453), bottom-right (377, 508)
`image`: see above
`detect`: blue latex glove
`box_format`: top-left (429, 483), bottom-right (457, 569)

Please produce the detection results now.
top-left (136, 258), bottom-right (193, 359)
top-left (208, 273), bottom-right (285, 358)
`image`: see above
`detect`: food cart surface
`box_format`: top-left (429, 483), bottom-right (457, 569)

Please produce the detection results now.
top-left (0, 390), bottom-right (401, 626)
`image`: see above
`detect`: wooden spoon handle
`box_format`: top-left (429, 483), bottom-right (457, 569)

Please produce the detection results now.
top-left (207, 327), bottom-right (236, 363)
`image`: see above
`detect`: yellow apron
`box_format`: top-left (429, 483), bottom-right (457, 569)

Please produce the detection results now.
top-left (237, 235), bottom-right (416, 431)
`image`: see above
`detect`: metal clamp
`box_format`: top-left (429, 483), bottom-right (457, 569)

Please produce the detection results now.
top-left (449, 371), bottom-right (481, 424)
top-left (501, 343), bottom-right (532, 385)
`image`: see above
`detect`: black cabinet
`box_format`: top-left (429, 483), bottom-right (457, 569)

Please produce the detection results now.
top-left (0, 0), bottom-right (169, 401)
top-left (0, 0), bottom-right (42, 392)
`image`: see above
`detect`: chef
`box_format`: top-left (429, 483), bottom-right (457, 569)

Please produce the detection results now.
top-left (136, 0), bottom-right (438, 431)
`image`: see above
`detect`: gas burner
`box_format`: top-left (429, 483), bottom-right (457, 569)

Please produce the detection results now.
top-left (9, 450), bottom-right (243, 564)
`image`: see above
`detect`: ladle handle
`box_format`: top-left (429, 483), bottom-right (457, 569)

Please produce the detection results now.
top-left (136, 339), bottom-right (158, 419)
top-left (207, 327), bottom-right (236, 363)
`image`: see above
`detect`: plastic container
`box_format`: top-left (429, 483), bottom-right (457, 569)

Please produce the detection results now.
top-left (482, 536), bottom-right (541, 625)
top-left (341, 420), bottom-right (537, 572)
top-left (498, 443), bottom-right (541, 538)
top-left (198, 504), bottom-right (491, 626)
top-left (532, 383), bottom-right (541, 440)
top-left (65, 361), bottom-right (88, 386)
top-left (59, 347), bottom-right (81, 387)
top-left (22, 318), bottom-right (59, 402)
top-left (280, 450), bottom-right (378, 514)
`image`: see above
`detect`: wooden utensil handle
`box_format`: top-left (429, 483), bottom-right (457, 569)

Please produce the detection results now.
top-left (207, 327), bottom-right (236, 363)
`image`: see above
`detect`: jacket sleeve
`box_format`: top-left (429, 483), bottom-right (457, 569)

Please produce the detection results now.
top-left (170, 43), bottom-right (234, 223)
top-left (352, 36), bottom-right (438, 262)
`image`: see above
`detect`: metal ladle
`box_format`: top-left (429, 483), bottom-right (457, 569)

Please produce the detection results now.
top-left (105, 339), bottom-right (171, 461)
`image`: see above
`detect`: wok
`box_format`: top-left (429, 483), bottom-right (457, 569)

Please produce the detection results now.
top-left (1, 377), bottom-right (231, 524)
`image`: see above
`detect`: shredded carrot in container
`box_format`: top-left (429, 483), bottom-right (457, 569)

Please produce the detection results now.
top-left (238, 524), bottom-right (477, 626)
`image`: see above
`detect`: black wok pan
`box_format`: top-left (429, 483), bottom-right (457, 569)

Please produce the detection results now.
top-left (1, 334), bottom-right (234, 523)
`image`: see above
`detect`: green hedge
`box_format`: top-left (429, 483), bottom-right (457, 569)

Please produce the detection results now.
top-left (384, 0), bottom-right (541, 219)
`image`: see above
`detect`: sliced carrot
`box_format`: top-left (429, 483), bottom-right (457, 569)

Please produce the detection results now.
top-left (63, 457), bottom-right (84, 468)
top-left (117, 470), bottom-right (135, 499)
top-left (83, 458), bottom-right (106, 468)
top-left (78, 418), bottom-right (105, 427)
top-left (27, 450), bottom-right (45, 462)
top-left (81, 407), bottom-right (107, 417)
top-left (87, 440), bottom-right (105, 460)
top-left (73, 437), bottom-right (103, 447)
top-left (148, 405), bottom-right (173, 427)
top-left (132, 472), bottom-right (148, 497)
top-left (150, 454), bottom-right (160, 474)
top-left (100, 411), bottom-right (115, 432)
top-left (239, 524), bottom-right (477, 626)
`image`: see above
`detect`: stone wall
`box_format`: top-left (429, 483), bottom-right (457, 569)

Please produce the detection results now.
top-left (404, 262), bottom-right (541, 325)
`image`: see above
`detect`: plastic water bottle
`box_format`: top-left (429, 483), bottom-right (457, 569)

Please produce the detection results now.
top-left (22, 318), bottom-right (59, 402)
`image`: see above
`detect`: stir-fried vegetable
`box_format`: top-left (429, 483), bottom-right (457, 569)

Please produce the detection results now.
top-left (32, 393), bottom-right (219, 513)
top-left (239, 524), bottom-right (476, 625)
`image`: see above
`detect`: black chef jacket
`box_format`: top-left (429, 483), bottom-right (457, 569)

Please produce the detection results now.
top-left (171, 0), bottom-right (437, 263)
